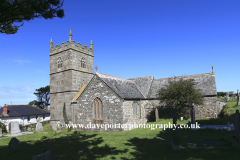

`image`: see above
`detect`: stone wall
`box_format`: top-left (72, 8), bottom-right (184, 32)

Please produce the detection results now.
top-left (195, 96), bottom-right (223, 118)
top-left (121, 100), bottom-right (160, 130)
top-left (75, 76), bottom-right (123, 131)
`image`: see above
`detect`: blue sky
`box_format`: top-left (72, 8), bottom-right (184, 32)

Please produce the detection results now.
top-left (1, 0), bottom-right (240, 106)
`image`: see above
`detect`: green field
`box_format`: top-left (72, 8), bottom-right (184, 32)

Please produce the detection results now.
top-left (0, 100), bottom-right (239, 160)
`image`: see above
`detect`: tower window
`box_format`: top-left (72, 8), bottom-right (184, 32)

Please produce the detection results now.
top-left (93, 98), bottom-right (103, 120)
top-left (81, 57), bottom-right (86, 68)
top-left (58, 57), bottom-right (63, 68)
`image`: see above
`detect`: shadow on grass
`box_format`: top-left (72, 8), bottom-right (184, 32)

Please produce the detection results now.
top-left (0, 131), bottom-right (127, 160)
top-left (122, 127), bottom-right (240, 160)
top-left (122, 112), bottom-right (240, 160)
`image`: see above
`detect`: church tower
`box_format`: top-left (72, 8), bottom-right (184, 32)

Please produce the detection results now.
top-left (49, 30), bottom-right (94, 129)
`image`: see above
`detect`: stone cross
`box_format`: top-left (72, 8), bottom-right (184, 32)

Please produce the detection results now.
top-left (95, 66), bottom-right (98, 73)
top-left (235, 110), bottom-right (239, 139)
top-left (191, 105), bottom-right (195, 125)
top-left (37, 117), bottom-right (41, 123)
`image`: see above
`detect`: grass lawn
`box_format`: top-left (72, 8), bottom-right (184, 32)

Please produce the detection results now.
top-left (0, 101), bottom-right (240, 160)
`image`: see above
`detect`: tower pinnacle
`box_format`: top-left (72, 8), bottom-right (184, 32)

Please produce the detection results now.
top-left (50, 37), bottom-right (53, 48)
top-left (90, 39), bottom-right (93, 48)
top-left (69, 29), bottom-right (73, 41)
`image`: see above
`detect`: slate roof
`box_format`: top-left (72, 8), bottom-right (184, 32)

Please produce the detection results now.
top-left (129, 76), bottom-right (154, 98)
top-left (96, 73), bottom-right (145, 99)
top-left (149, 73), bottom-right (217, 98)
top-left (0, 105), bottom-right (50, 117)
top-left (77, 72), bottom-right (217, 100)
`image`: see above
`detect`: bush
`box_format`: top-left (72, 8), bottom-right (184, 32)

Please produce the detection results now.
top-left (0, 122), bottom-right (7, 133)
top-left (19, 124), bottom-right (24, 131)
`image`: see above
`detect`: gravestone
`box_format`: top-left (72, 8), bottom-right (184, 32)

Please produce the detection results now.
top-left (226, 93), bottom-right (229, 101)
top-left (56, 122), bottom-right (63, 133)
top-left (32, 150), bottom-right (51, 160)
top-left (68, 121), bottom-right (73, 131)
top-left (235, 110), bottom-right (239, 139)
top-left (0, 127), bottom-right (2, 137)
top-left (155, 108), bottom-right (159, 122)
top-left (10, 121), bottom-right (21, 134)
top-left (60, 119), bottom-right (66, 128)
top-left (191, 105), bottom-right (195, 125)
top-left (9, 137), bottom-right (20, 153)
top-left (36, 117), bottom-right (43, 132)
top-left (237, 89), bottom-right (240, 105)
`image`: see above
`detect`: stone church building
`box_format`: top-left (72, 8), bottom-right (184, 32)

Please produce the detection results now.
top-left (50, 30), bottom-right (219, 131)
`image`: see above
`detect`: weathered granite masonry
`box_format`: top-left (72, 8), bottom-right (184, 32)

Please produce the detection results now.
top-left (50, 30), bottom-right (94, 130)
top-left (74, 76), bottom-right (123, 131)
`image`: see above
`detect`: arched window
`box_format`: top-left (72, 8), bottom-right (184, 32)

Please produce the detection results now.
top-left (58, 57), bottom-right (63, 68)
top-left (93, 98), bottom-right (103, 120)
top-left (133, 102), bottom-right (139, 115)
top-left (81, 57), bottom-right (86, 68)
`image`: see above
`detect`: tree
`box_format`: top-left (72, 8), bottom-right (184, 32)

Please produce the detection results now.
top-left (0, 0), bottom-right (64, 34)
top-left (33, 85), bottom-right (50, 109)
top-left (29, 100), bottom-right (38, 105)
top-left (217, 92), bottom-right (227, 97)
top-left (157, 77), bottom-right (204, 118)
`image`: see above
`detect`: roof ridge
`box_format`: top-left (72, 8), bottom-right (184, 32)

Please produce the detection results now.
top-left (97, 72), bottom-right (134, 82)
top-left (155, 73), bottom-right (212, 81)
top-left (8, 104), bottom-right (32, 106)
top-left (128, 76), bottom-right (154, 80)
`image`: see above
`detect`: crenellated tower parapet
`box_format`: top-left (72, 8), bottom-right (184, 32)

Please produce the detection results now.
top-left (50, 29), bottom-right (93, 56)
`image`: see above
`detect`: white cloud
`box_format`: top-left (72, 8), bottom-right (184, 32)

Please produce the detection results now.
top-left (0, 86), bottom-right (38, 105)
top-left (0, 86), bottom-right (37, 93)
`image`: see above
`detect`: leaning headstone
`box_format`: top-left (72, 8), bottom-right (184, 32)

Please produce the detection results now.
top-left (32, 150), bottom-right (51, 160)
top-left (235, 110), bottom-right (239, 139)
top-left (36, 117), bottom-right (43, 132)
top-left (10, 121), bottom-right (21, 134)
top-left (9, 137), bottom-right (20, 153)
